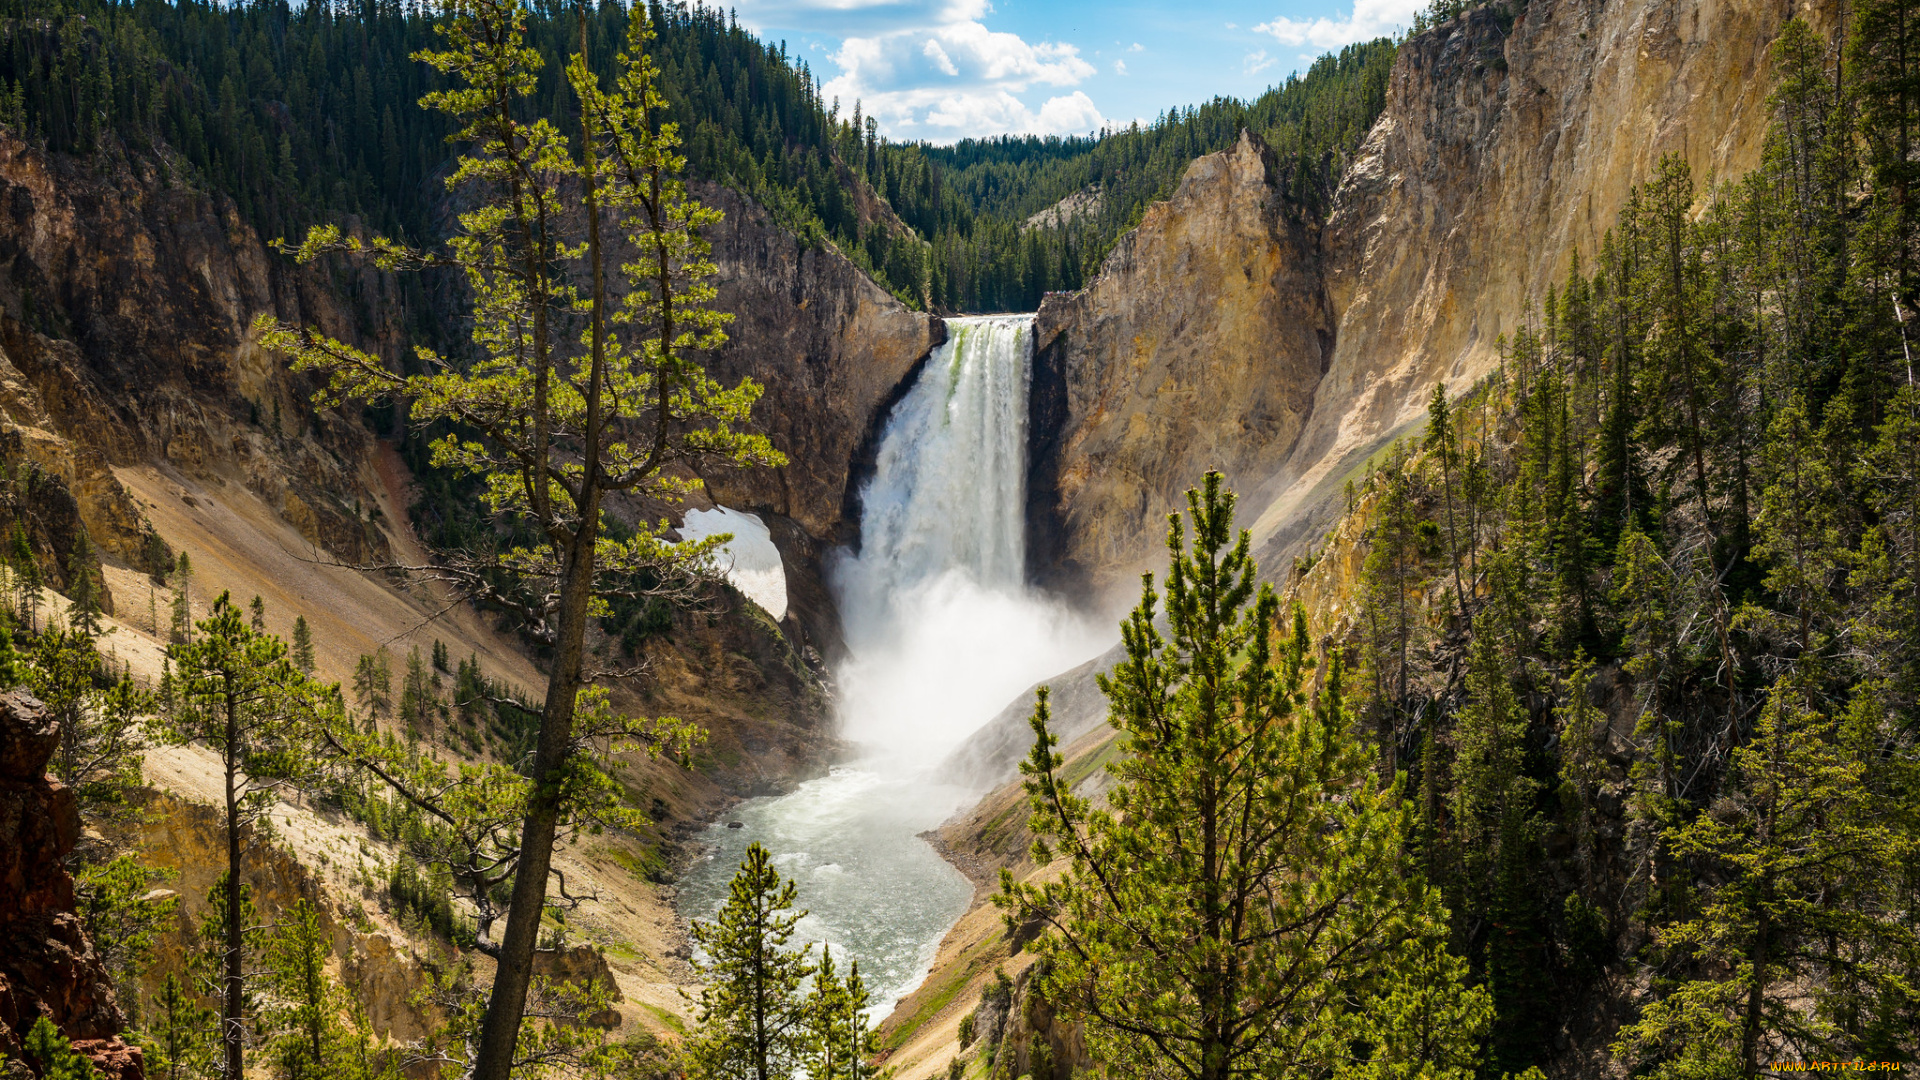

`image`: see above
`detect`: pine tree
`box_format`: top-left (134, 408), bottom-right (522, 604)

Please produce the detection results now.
top-left (399, 645), bottom-right (435, 738)
top-left (1351, 933), bottom-right (1496, 1079)
top-left (1553, 650), bottom-right (1609, 863)
top-left (351, 650), bottom-right (391, 724)
top-left (262, 899), bottom-right (346, 1080)
top-left (1425, 382), bottom-right (1470, 625)
top-left (66, 530), bottom-right (103, 634)
top-left (170, 552), bottom-right (194, 645)
top-left (261, 7), bottom-right (779, 1070)
top-left (686, 842), bottom-right (813, 1080)
top-left (998, 472), bottom-right (1488, 1080)
top-left (801, 946), bottom-right (848, 1080)
top-left (150, 972), bottom-right (218, 1080)
top-left (154, 595), bottom-right (325, 1080)
top-left (24, 1017), bottom-right (102, 1080)
top-left (1593, 228), bottom-right (1648, 550)
top-left (290, 616), bottom-right (315, 676)
top-left (1451, 619), bottom-right (1532, 854)
top-left (76, 855), bottom-right (179, 1016)
top-left (1361, 457), bottom-right (1421, 779)
top-left (32, 629), bottom-right (153, 819)
top-left (1614, 678), bottom-right (1914, 1077)
top-left (9, 520), bottom-right (40, 631)
top-left (800, 946), bottom-right (873, 1080)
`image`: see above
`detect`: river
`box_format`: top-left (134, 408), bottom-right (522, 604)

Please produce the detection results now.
top-left (674, 314), bottom-right (1109, 1017)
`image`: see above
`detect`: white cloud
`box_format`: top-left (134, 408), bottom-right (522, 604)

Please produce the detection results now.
top-left (924, 38), bottom-right (959, 75)
top-left (822, 18), bottom-right (1103, 139)
top-left (1254, 0), bottom-right (1423, 48)
top-left (1113, 58), bottom-right (1128, 75)
top-left (1128, 42), bottom-right (1144, 52)
top-left (1224, 21), bottom-right (1239, 29)
top-left (729, 0), bottom-right (991, 38)
top-left (1244, 49), bottom-right (1275, 75)
top-left (726, 0), bottom-right (1112, 140)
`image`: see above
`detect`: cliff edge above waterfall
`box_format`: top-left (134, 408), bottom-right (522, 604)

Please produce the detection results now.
top-left (1026, 130), bottom-right (1330, 605)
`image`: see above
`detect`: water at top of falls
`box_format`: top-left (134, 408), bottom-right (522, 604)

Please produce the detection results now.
top-left (829, 313), bottom-right (1111, 765)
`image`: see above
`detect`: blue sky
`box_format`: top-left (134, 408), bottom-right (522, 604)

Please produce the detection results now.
top-left (724, 0), bottom-right (1422, 143)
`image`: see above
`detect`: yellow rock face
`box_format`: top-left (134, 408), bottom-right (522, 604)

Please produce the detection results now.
top-left (1031, 0), bottom-right (1815, 598)
top-left (1029, 130), bottom-right (1329, 606)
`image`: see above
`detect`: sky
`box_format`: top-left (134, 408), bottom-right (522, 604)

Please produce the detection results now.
top-left (723, 0), bottom-right (1424, 143)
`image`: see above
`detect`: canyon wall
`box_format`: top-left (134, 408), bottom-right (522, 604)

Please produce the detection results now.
top-left (0, 137), bottom-right (398, 579)
top-left (0, 134), bottom-right (936, 657)
top-left (1026, 133), bottom-right (1330, 601)
top-left (1029, 0), bottom-right (1809, 601)
top-left (694, 182), bottom-right (943, 654)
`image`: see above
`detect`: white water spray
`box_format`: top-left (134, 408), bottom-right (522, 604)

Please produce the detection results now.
top-left (830, 314), bottom-right (1109, 765)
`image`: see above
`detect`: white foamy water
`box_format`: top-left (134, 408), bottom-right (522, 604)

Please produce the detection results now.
top-left (680, 506), bottom-right (788, 620)
top-left (830, 315), bottom-right (1108, 765)
top-left (678, 315), bottom-right (1109, 1019)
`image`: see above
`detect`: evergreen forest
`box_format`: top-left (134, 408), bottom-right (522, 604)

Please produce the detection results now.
top-left (0, 0), bottom-right (1391, 312)
top-left (1324, 14), bottom-right (1920, 1073)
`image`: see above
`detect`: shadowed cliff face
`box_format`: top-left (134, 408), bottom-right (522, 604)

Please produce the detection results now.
top-left (0, 690), bottom-right (144, 1080)
top-left (1028, 0), bottom-right (1808, 599)
top-left (0, 137), bottom-right (397, 577)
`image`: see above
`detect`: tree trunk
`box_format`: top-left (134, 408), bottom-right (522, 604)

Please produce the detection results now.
top-left (470, 516), bottom-right (599, 1080)
top-left (471, 42), bottom-right (614, 1076)
top-left (223, 690), bottom-right (244, 1080)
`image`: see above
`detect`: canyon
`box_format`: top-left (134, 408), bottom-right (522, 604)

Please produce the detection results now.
top-left (0, 0), bottom-right (1837, 1071)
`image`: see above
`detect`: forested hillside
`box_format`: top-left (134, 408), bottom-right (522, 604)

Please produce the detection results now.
top-left (1322, 14), bottom-right (1920, 1071)
top-left (0, 0), bottom-right (1391, 314)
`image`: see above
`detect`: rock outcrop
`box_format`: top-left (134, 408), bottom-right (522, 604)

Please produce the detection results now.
top-left (0, 690), bottom-right (143, 1080)
top-left (1248, 0), bottom-right (1805, 564)
top-left (695, 182), bottom-right (943, 652)
top-left (1027, 131), bottom-right (1329, 602)
top-left (0, 136), bottom-right (395, 575)
top-left (121, 790), bottom-right (443, 1048)
top-left (1027, 0), bottom-right (1812, 599)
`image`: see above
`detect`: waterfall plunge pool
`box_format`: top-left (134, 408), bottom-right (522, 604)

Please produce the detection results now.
top-left (674, 769), bottom-right (976, 1017)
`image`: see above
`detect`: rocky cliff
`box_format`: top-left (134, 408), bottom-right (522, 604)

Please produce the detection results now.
top-left (1028, 0), bottom-right (1810, 600)
top-left (695, 182), bottom-right (943, 654)
top-left (1027, 133), bottom-right (1329, 602)
top-left (0, 137), bottom-right (397, 582)
top-left (0, 690), bottom-right (143, 1080)
top-left (0, 118), bottom-right (941, 643)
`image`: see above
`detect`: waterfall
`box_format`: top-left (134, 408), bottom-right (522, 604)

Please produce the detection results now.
top-left (830, 315), bottom-right (1107, 764)
top-left (679, 315), bottom-right (1110, 1021)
